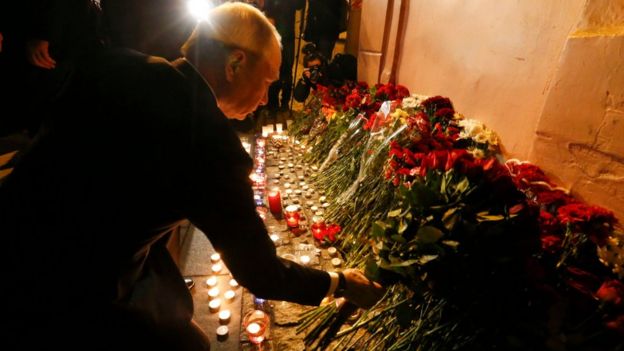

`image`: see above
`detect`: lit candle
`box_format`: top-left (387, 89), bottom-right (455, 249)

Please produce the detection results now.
top-left (302, 185), bottom-right (309, 191)
top-left (216, 325), bottom-right (229, 340)
top-left (276, 123), bottom-right (283, 133)
top-left (210, 253), bottom-right (221, 263)
top-left (288, 163), bottom-right (294, 168)
top-left (295, 189), bottom-right (302, 196)
top-left (267, 189), bottom-right (282, 216)
top-left (229, 278), bottom-right (239, 289)
top-left (224, 290), bottom-right (236, 302)
top-left (319, 196), bottom-right (327, 203)
top-left (298, 175), bottom-right (304, 181)
top-left (331, 258), bottom-right (342, 267)
top-left (206, 276), bottom-right (218, 287)
top-left (270, 233), bottom-right (280, 245)
top-left (208, 287), bottom-right (220, 299)
top-left (315, 210), bottom-right (325, 216)
top-left (311, 165), bottom-right (319, 171)
top-left (284, 182), bottom-right (291, 188)
top-left (311, 216), bottom-right (326, 241)
top-left (327, 247), bottom-right (338, 257)
top-left (243, 309), bottom-right (269, 345)
top-left (284, 205), bottom-right (300, 228)
top-left (211, 263), bottom-right (223, 274)
top-left (299, 255), bottom-right (311, 265)
top-left (322, 202), bottom-right (330, 208)
top-left (209, 298), bottom-right (221, 312)
top-left (218, 310), bottom-right (231, 324)
top-left (311, 205), bottom-right (318, 212)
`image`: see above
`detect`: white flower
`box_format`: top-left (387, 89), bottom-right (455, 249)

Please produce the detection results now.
top-left (401, 96), bottom-right (419, 109)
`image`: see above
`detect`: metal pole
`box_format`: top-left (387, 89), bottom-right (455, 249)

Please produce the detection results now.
top-left (289, 1), bottom-right (307, 111)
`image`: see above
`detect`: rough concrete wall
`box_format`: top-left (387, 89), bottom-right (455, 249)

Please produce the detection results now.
top-left (394, 0), bottom-right (586, 159)
top-left (358, 0), bottom-right (624, 219)
top-left (529, 0), bottom-right (624, 220)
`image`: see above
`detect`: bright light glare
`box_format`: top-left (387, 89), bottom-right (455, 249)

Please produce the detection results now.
top-left (187, 0), bottom-right (213, 21)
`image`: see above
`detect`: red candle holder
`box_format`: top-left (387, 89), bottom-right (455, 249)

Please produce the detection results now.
top-left (267, 189), bottom-right (282, 216)
top-left (284, 205), bottom-right (300, 228)
top-left (311, 215), bottom-right (327, 241)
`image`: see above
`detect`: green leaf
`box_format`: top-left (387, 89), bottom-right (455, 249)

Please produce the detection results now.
top-left (418, 255), bottom-right (439, 265)
top-left (381, 258), bottom-right (421, 268)
top-left (388, 209), bottom-right (402, 218)
top-left (371, 221), bottom-right (387, 238)
top-left (391, 235), bottom-right (407, 243)
top-left (476, 211), bottom-right (505, 222)
top-left (442, 208), bottom-right (460, 231)
top-left (416, 226), bottom-right (444, 243)
top-left (398, 218), bottom-right (409, 234)
top-left (441, 240), bottom-right (460, 248)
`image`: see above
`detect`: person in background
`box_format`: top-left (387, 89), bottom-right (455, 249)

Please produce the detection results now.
top-left (304, 0), bottom-right (348, 60)
top-left (0, 3), bottom-right (384, 351)
top-left (263, 0), bottom-right (305, 119)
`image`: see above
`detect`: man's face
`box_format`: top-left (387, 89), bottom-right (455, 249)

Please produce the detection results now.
top-left (221, 43), bottom-right (281, 120)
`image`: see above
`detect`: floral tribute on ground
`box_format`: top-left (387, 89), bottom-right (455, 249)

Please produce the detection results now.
top-left (289, 84), bottom-right (624, 350)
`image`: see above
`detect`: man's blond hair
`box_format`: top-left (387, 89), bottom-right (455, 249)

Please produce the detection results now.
top-left (181, 2), bottom-right (281, 63)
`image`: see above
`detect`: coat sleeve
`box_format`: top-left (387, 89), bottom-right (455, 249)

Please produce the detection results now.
top-left (178, 94), bottom-right (330, 306)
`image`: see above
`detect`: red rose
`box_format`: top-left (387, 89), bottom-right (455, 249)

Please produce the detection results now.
top-left (538, 210), bottom-right (560, 234)
top-left (566, 266), bottom-right (600, 297)
top-left (596, 279), bottom-right (624, 306)
top-left (422, 96), bottom-right (454, 113)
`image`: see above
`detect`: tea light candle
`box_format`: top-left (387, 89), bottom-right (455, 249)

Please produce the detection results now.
top-left (284, 182), bottom-right (291, 188)
top-left (304, 192), bottom-right (313, 199)
top-left (218, 310), bottom-right (231, 324)
top-left (299, 255), bottom-right (311, 265)
top-left (285, 189), bottom-right (293, 195)
top-left (298, 175), bottom-right (304, 181)
top-left (299, 181), bottom-right (306, 186)
top-left (210, 253), bottom-right (221, 263)
top-left (267, 189), bottom-right (282, 215)
top-left (322, 202), bottom-right (330, 208)
top-left (206, 276), bottom-right (218, 287)
top-left (302, 185), bottom-right (309, 191)
top-left (331, 258), bottom-right (342, 267)
top-left (208, 287), bottom-right (220, 299)
top-left (278, 164), bottom-right (285, 170)
top-left (209, 298), bottom-right (222, 312)
top-left (319, 196), bottom-right (327, 202)
top-left (224, 290), bottom-right (236, 302)
top-left (211, 263), bottom-right (223, 274)
top-left (327, 247), bottom-right (338, 257)
top-left (288, 163), bottom-right (294, 168)
top-left (272, 179), bottom-right (280, 185)
top-left (311, 205), bottom-right (318, 212)
top-left (315, 210), bottom-right (325, 216)
top-left (306, 201), bottom-right (314, 208)
top-left (311, 166), bottom-right (319, 171)
top-left (270, 233), bottom-right (280, 246)
top-left (295, 189), bottom-right (302, 196)
top-left (216, 325), bottom-right (229, 340)
top-left (229, 278), bottom-right (239, 289)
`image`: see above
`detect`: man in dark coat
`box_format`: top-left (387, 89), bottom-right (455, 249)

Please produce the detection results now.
top-left (304, 0), bottom-right (348, 60)
top-left (0, 3), bottom-right (382, 350)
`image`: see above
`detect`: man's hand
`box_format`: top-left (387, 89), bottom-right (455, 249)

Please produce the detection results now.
top-left (341, 268), bottom-right (385, 309)
top-left (26, 39), bottom-right (56, 69)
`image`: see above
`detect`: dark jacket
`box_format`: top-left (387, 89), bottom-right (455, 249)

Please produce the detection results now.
top-left (0, 48), bottom-right (329, 350)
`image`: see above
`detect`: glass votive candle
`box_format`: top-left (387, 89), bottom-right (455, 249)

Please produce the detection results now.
top-left (211, 263), bottom-right (223, 274)
top-left (224, 289), bottom-right (236, 302)
top-left (267, 189), bottom-right (282, 216)
top-left (210, 253), bottom-right (221, 263)
top-left (206, 276), bottom-right (218, 287)
top-left (243, 310), bottom-right (270, 345)
top-left (284, 205), bottom-right (300, 228)
top-left (209, 298), bottom-right (222, 312)
top-left (218, 310), bottom-right (231, 324)
top-left (216, 325), bottom-right (229, 341)
top-left (208, 287), bottom-right (220, 299)
top-left (229, 278), bottom-right (239, 289)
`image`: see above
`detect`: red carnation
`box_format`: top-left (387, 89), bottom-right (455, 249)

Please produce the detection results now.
top-left (595, 279), bottom-right (624, 306)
